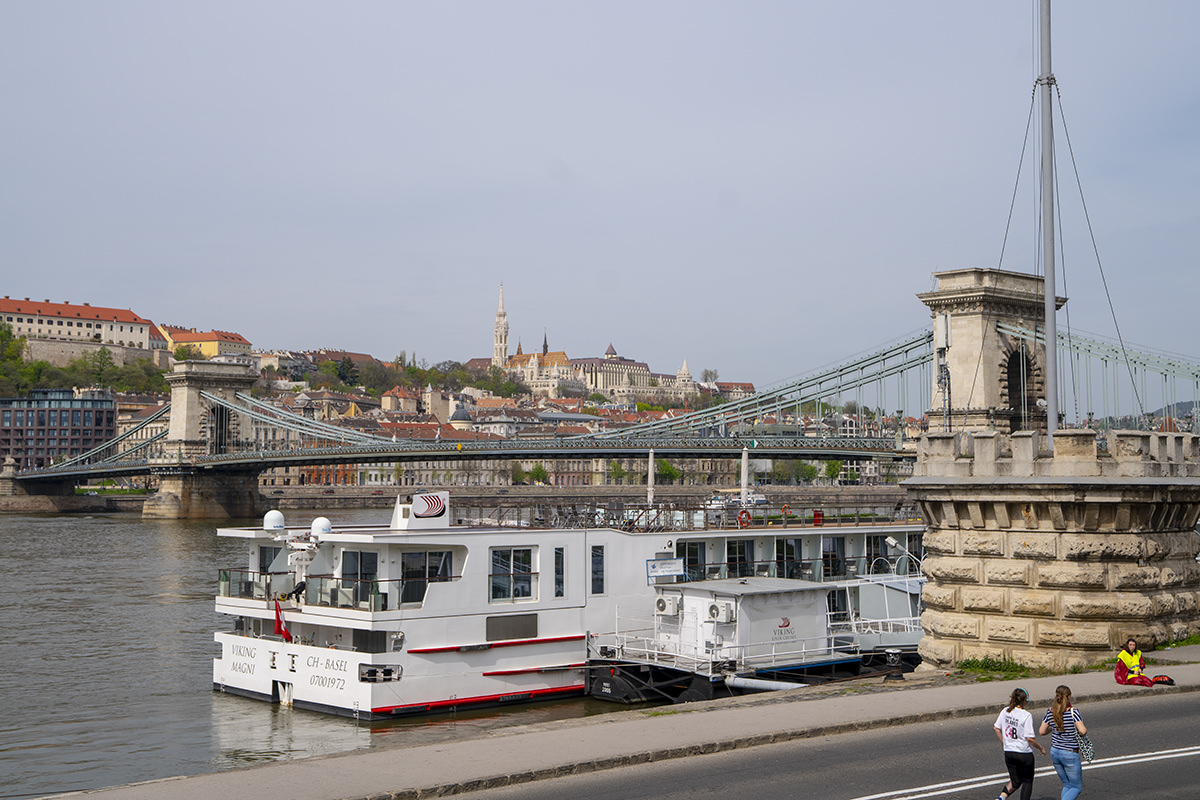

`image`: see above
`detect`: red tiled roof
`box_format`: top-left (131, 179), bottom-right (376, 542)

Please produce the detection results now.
top-left (0, 297), bottom-right (151, 324)
top-left (171, 329), bottom-right (251, 345)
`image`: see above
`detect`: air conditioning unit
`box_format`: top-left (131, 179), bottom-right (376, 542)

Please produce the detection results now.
top-left (654, 595), bottom-right (679, 616)
top-left (707, 602), bottom-right (735, 623)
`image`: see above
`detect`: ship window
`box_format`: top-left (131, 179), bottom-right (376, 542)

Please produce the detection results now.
top-left (352, 629), bottom-right (387, 653)
top-left (726, 539), bottom-right (754, 578)
top-left (676, 540), bottom-right (705, 582)
top-left (490, 547), bottom-right (534, 601)
top-left (822, 536), bottom-right (846, 580)
top-left (400, 550), bottom-right (452, 604)
top-left (342, 550), bottom-right (378, 606)
top-left (259, 545), bottom-right (283, 574)
top-left (866, 535), bottom-right (889, 574)
top-left (590, 545), bottom-right (605, 594)
top-left (554, 547), bottom-right (564, 598)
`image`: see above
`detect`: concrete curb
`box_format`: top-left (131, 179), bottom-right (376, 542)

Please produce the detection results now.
top-left (373, 682), bottom-right (1200, 800)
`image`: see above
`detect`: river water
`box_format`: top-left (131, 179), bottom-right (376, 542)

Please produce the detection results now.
top-left (0, 509), bottom-right (623, 800)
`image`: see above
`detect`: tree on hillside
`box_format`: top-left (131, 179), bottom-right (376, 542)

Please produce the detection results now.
top-left (85, 347), bottom-right (116, 384)
top-left (701, 368), bottom-right (718, 383)
top-left (337, 357), bottom-right (359, 385)
top-left (357, 360), bottom-right (393, 393)
top-left (173, 344), bottom-right (205, 361)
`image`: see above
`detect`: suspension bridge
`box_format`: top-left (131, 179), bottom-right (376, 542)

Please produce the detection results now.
top-left (4, 273), bottom-right (1199, 518)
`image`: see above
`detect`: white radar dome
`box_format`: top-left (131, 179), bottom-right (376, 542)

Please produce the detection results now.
top-left (310, 517), bottom-right (333, 538)
top-left (263, 509), bottom-right (286, 531)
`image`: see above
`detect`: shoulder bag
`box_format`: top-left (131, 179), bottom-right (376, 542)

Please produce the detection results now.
top-left (1078, 733), bottom-right (1094, 763)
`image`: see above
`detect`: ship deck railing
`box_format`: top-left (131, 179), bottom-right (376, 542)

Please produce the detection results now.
top-left (674, 557), bottom-right (920, 583)
top-left (217, 569), bottom-right (459, 611)
top-left (609, 617), bottom-right (860, 678)
top-left (828, 614), bottom-right (923, 636)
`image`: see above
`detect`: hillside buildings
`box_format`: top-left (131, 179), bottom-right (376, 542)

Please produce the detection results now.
top-left (479, 285), bottom-right (717, 403)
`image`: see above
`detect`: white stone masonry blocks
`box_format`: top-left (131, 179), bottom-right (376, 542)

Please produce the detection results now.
top-left (961, 530), bottom-right (1005, 556)
top-left (921, 528), bottom-right (958, 556)
top-left (923, 556), bottom-right (982, 585)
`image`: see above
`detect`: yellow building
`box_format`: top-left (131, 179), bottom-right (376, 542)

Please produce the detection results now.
top-left (161, 325), bottom-right (252, 359)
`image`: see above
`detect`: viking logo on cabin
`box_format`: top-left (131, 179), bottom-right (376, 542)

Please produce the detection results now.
top-left (414, 493), bottom-right (447, 518)
top-left (778, 617), bottom-right (791, 628)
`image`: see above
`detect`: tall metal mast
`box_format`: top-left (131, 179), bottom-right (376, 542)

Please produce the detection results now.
top-left (1039, 0), bottom-right (1058, 443)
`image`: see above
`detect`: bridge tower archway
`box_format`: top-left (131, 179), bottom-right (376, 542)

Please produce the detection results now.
top-left (143, 361), bottom-right (261, 519)
top-left (916, 268), bottom-right (1063, 433)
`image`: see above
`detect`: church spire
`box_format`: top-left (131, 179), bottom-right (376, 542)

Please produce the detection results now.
top-left (542, 328), bottom-right (548, 356)
top-left (492, 283), bottom-right (509, 368)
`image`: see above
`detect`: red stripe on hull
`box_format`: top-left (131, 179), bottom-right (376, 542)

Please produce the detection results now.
top-left (372, 683), bottom-right (585, 715)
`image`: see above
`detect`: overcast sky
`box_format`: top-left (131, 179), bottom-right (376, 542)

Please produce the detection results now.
top-left (2, 2), bottom-right (1197, 393)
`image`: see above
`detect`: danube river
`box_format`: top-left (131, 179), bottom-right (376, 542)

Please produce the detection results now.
top-left (0, 509), bottom-right (620, 800)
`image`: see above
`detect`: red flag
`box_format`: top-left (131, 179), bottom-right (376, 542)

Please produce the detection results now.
top-left (274, 599), bottom-right (293, 642)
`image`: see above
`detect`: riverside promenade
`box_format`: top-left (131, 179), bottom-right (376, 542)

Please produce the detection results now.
top-left (49, 648), bottom-right (1200, 800)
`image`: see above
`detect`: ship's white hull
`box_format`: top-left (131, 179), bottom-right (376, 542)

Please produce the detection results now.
top-left (213, 631), bottom-right (588, 719)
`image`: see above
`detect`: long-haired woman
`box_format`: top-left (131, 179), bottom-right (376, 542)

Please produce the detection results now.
top-left (1039, 684), bottom-right (1088, 799)
top-left (993, 687), bottom-right (1046, 800)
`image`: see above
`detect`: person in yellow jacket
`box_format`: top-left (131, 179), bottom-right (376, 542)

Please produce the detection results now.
top-left (1115, 638), bottom-right (1153, 686)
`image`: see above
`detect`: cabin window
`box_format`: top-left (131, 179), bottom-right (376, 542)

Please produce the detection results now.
top-left (490, 547), bottom-right (534, 601)
top-left (590, 545), bottom-right (605, 594)
top-left (676, 541), bottom-right (706, 582)
top-left (866, 535), bottom-right (889, 574)
top-left (822, 536), bottom-right (846, 580)
top-left (400, 550), bottom-right (452, 604)
top-left (776, 538), bottom-right (806, 580)
top-left (726, 539), bottom-right (754, 578)
top-left (554, 547), bottom-right (564, 598)
top-left (259, 545), bottom-right (283, 574)
top-left (342, 550), bottom-right (379, 605)
top-left (353, 629), bottom-right (388, 653)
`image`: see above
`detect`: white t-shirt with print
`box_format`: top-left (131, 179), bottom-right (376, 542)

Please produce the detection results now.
top-left (994, 706), bottom-right (1036, 753)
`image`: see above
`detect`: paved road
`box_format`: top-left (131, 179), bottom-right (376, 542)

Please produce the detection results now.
top-left (46, 655), bottom-right (1200, 800)
top-left (455, 690), bottom-right (1200, 800)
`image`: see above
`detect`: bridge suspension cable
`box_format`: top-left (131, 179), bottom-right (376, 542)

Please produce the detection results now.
top-left (46, 403), bottom-right (172, 471)
top-left (997, 323), bottom-right (1200, 430)
top-left (592, 329), bottom-right (935, 438)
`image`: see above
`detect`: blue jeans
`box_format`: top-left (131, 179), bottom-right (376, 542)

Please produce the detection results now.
top-left (1051, 746), bottom-right (1083, 800)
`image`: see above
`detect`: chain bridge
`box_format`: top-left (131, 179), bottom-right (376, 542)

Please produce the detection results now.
top-left (5, 319), bottom-right (1199, 518)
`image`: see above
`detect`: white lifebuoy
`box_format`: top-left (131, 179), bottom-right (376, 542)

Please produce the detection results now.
top-left (738, 509), bottom-right (751, 528)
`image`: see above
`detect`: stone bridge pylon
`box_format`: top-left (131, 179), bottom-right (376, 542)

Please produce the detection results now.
top-left (142, 361), bottom-right (262, 520)
top-left (907, 269), bottom-right (1200, 668)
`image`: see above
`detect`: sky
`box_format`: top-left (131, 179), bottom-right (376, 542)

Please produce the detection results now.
top-left (2, 1), bottom-right (1198, 393)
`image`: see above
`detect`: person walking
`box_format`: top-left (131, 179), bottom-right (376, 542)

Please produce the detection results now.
top-left (993, 687), bottom-right (1045, 800)
top-left (1039, 684), bottom-right (1088, 800)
